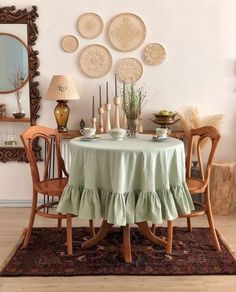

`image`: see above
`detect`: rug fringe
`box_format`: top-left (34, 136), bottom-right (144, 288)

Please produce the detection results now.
top-left (0, 228), bottom-right (26, 273)
top-left (216, 229), bottom-right (236, 260)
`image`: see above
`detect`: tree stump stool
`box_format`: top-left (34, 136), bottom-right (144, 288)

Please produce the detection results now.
top-left (210, 161), bottom-right (236, 215)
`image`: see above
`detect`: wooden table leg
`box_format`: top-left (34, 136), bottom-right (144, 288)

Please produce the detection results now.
top-left (136, 221), bottom-right (167, 248)
top-left (166, 220), bottom-right (173, 254)
top-left (123, 224), bottom-right (132, 263)
top-left (81, 219), bottom-right (113, 249)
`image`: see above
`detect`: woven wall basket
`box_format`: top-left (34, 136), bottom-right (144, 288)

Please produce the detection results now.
top-left (108, 13), bottom-right (146, 52)
top-left (77, 13), bottom-right (103, 39)
top-left (115, 58), bottom-right (143, 83)
top-left (79, 44), bottom-right (112, 78)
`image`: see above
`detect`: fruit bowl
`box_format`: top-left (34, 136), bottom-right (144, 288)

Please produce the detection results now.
top-left (152, 113), bottom-right (176, 122)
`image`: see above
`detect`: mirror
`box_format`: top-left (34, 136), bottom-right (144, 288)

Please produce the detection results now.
top-left (0, 33), bottom-right (28, 93)
top-left (0, 6), bottom-right (41, 162)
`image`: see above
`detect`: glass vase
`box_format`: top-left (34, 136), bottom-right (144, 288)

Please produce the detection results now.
top-left (127, 118), bottom-right (138, 138)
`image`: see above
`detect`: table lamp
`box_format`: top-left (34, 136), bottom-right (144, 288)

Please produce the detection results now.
top-left (46, 75), bottom-right (80, 132)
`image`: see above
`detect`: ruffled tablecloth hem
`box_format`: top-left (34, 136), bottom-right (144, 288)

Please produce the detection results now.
top-left (57, 183), bottom-right (194, 226)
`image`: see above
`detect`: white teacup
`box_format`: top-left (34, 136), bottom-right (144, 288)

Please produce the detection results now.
top-left (155, 127), bottom-right (171, 138)
top-left (109, 128), bottom-right (130, 141)
top-left (80, 127), bottom-right (96, 138)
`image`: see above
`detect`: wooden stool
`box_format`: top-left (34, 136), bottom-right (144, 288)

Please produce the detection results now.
top-left (210, 161), bottom-right (236, 215)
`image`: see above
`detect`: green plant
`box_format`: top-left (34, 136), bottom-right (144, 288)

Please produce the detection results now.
top-left (121, 83), bottom-right (147, 120)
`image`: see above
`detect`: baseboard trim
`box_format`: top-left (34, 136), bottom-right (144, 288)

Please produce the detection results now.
top-left (0, 199), bottom-right (43, 207)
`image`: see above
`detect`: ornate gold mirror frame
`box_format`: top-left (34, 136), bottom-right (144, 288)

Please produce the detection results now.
top-left (0, 6), bottom-right (41, 162)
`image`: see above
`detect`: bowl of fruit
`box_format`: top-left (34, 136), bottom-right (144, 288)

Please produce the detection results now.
top-left (151, 110), bottom-right (179, 128)
top-left (153, 110), bottom-right (176, 121)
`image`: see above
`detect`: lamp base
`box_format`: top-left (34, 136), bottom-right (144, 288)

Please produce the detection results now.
top-left (54, 100), bottom-right (70, 132)
top-left (57, 126), bottom-right (68, 132)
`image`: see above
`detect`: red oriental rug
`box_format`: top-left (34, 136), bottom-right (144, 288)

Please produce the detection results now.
top-left (1, 227), bottom-right (236, 276)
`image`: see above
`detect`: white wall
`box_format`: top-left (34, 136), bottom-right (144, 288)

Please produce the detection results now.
top-left (0, 0), bottom-right (236, 201)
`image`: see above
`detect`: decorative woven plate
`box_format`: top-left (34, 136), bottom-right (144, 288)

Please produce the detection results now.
top-left (115, 58), bottom-right (143, 83)
top-left (61, 35), bottom-right (79, 53)
top-left (77, 13), bottom-right (103, 39)
top-left (108, 13), bottom-right (146, 52)
top-left (144, 43), bottom-right (166, 65)
top-left (79, 44), bottom-right (112, 78)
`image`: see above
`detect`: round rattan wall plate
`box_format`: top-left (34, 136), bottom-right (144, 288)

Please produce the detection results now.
top-left (144, 43), bottom-right (166, 65)
top-left (108, 13), bottom-right (146, 52)
top-left (115, 58), bottom-right (143, 83)
top-left (79, 44), bottom-right (112, 78)
top-left (77, 13), bottom-right (104, 39)
top-left (61, 35), bottom-right (79, 53)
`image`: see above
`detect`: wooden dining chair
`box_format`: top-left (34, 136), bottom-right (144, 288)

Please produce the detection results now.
top-left (21, 125), bottom-right (94, 255)
top-left (179, 125), bottom-right (221, 251)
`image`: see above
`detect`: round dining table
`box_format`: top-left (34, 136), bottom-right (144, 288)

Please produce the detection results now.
top-left (57, 134), bottom-right (194, 262)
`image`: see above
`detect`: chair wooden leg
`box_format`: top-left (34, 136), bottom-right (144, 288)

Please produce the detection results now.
top-left (89, 219), bottom-right (96, 237)
top-left (23, 190), bottom-right (37, 249)
top-left (123, 224), bottom-right (132, 263)
top-left (57, 213), bottom-right (62, 231)
top-left (205, 187), bottom-right (221, 251)
top-left (187, 217), bottom-right (192, 232)
top-left (66, 213), bottom-right (73, 255)
top-left (166, 220), bottom-right (173, 254)
top-left (151, 224), bottom-right (157, 234)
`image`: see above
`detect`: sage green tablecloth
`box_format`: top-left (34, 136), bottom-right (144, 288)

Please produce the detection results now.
top-left (57, 134), bottom-right (194, 225)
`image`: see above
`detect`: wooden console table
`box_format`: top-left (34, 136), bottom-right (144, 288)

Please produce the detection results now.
top-left (59, 130), bottom-right (185, 140)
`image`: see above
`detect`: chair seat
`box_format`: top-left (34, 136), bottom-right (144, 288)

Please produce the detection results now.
top-left (37, 177), bottom-right (68, 196)
top-left (186, 178), bottom-right (206, 194)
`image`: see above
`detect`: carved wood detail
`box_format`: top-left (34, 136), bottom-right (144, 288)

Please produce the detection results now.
top-left (0, 6), bottom-right (41, 162)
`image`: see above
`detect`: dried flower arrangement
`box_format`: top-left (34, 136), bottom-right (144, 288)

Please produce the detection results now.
top-left (177, 106), bottom-right (223, 154)
top-left (8, 67), bottom-right (27, 115)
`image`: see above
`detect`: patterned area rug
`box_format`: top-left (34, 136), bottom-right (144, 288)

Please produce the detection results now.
top-left (1, 227), bottom-right (236, 276)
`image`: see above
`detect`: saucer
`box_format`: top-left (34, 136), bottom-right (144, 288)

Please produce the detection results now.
top-left (152, 136), bottom-right (169, 142)
top-left (80, 135), bottom-right (100, 141)
top-left (112, 137), bottom-right (124, 141)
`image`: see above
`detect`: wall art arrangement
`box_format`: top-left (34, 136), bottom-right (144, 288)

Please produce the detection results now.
top-left (60, 12), bottom-right (166, 80)
top-left (60, 12), bottom-right (167, 133)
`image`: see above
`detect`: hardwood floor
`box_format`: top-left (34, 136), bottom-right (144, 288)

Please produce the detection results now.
top-left (0, 207), bottom-right (236, 292)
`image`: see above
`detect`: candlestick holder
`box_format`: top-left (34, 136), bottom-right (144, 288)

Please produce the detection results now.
top-left (105, 103), bottom-right (111, 132)
top-left (138, 113), bottom-right (143, 133)
top-left (91, 117), bottom-right (97, 130)
top-left (113, 97), bottom-right (120, 128)
top-left (121, 111), bottom-right (127, 129)
top-left (98, 107), bottom-right (104, 133)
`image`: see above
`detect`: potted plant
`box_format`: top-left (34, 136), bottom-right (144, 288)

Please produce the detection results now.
top-left (122, 83), bottom-right (146, 137)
